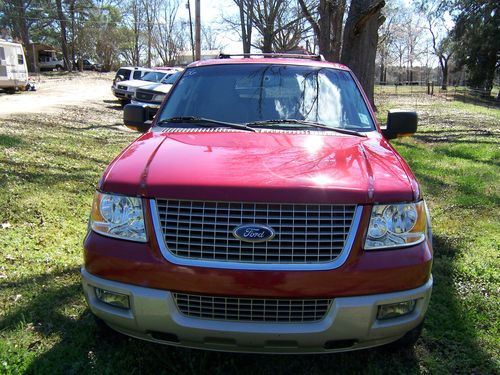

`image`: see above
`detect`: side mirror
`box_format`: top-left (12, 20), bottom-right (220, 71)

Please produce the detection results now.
top-left (123, 104), bottom-right (152, 132)
top-left (382, 110), bottom-right (418, 140)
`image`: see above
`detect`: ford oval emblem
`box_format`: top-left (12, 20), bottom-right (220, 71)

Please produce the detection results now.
top-left (233, 224), bottom-right (275, 243)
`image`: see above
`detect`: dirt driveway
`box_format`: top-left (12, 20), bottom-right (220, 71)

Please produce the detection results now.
top-left (0, 72), bottom-right (118, 118)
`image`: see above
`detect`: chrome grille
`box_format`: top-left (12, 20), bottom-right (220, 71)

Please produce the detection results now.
top-left (155, 200), bottom-right (356, 264)
top-left (173, 293), bottom-right (332, 322)
top-left (135, 89), bottom-right (155, 101)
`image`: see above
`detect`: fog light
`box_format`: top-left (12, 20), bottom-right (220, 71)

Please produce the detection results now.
top-left (377, 300), bottom-right (416, 320)
top-left (95, 288), bottom-right (130, 309)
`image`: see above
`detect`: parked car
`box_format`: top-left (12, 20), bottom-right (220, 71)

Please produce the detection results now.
top-left (0, 40), bottom-right (28, 94)
top-left (76, 58), bottom-right (102, 71)
top-left (38, 55), bottom-right (64, 71)
top-left (82, 54), bottom-right (433, 354)
top-left (113, 66), bottom-right (152, 86)
top-left (112, 68), bottom-right (178, 104)
top-left (131, 70), bottom-right (182, 119)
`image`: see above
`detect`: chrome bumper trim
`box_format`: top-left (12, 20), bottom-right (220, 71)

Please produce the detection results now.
top-left (82, 268), bottom-right (433, 354)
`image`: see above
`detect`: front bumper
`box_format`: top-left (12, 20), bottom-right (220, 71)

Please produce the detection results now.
top-left (131, 99), bottom-right (161, 109)
top-left (130, 100), bottom-right (160, 120)
top-left (112, 87), bottom-right (132, 100)
top-left (81, 267), bottom-right (432, 353)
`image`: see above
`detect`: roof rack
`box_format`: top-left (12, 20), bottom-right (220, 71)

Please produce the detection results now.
top-left (218, 53), bottom-right (325, 61)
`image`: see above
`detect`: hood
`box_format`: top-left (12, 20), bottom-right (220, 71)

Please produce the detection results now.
top-left (118, 79), bottom-right (157, 89)
top-left (100, 131), bottom-right (416, 204)
top-left (137, 82), bottom-right (173, 94)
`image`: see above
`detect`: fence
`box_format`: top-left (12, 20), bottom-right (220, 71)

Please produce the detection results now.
top-left (375, 83), bottom-right (500, 109)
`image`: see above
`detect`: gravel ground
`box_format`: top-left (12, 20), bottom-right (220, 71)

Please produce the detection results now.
top-left (0, 72), bottom-right (120, 119)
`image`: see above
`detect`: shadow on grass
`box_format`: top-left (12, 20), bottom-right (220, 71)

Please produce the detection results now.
top-left (0, 134), bottom-right (25, 148)
top-left (451, 93), bottom-right (500, 110)
top-left (0, 246), bottom-right (496, 375)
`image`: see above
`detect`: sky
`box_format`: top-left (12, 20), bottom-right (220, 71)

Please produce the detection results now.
top-left (175, 0), bottom-right (453, 67)
top-left (178, 0), bottom-right (244, 53)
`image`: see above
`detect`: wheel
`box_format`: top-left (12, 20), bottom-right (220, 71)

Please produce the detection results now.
top-left (6, 87), bottom-right (16, 94)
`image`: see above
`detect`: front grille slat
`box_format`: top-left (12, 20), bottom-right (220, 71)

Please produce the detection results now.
top-left (156, 199), bottom-right (356, 264)
top-left (173, 293), bottom-right (332, 323)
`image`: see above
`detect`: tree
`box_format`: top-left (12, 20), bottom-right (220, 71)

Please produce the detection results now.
top-left (201, 25), bottom-right (225, 51)
top-left (3, 0), bottom-right (37, 71)
top-left (341, 0), bottom-right (386, 105)
top-left (230, 0), bottom-right (254, 53)
top-left (272, 5), bottom-right (306, 52)
top-left (153, 0), bottom-right (185, 66)
top-left (251, 0), bottom-right (303, 53)
top-left (93, 6), bottom-right (125, 71)
top-left (141, 0), bottom-right (159, 67)
top-left (298, 0), bottom-right (346, 61)
top-left (429, 30), bottom-right (454, 89)
top-left (417, 0), bottom-right (454, 89)
top-left (376, 1), bottom-right (398, 84)
top-left (55, 0), bottom-right (70, 70)
top-left (452, 0), bottom-right (499, 94)
top-left (126, 0), bottom-right (144, 66)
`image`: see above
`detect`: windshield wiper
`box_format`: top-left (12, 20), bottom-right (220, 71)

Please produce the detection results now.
top-left (157, 116), bottom-right (256, 132)
top-left (246, 119), bottom-right (366, 137)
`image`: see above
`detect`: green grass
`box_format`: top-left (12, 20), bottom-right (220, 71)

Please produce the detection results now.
top-left (1, 93), bottom-right (499, 374)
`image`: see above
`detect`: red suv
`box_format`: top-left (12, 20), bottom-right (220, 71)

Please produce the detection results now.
top-left (82, 54), bottom-right (433, 353)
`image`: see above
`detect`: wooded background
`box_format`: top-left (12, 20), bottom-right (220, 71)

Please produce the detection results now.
top-left (1, 0), bottom-right (499, 103)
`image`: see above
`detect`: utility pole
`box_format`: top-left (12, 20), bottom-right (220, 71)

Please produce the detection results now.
top-left (186, 0), bottom-right (195, 61)
top-left (195, 0), bottom-right (201, 61)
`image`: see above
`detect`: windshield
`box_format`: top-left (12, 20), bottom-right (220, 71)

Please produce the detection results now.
top-left (161, 71), bottom-right (181, 84)
top-left (141, 71), bottom-right (167, 82)
top-left (158, 64), bottom-right (374, 131)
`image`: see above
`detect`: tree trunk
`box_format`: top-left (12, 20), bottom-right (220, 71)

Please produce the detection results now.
top-left (237, 0), bottom-right (253, 54)
top-left (70, 1), bottom-right (76, 70)
top-left (330, 0), bottom-right (346, 61)
top-left (341, 0), bottom-right (385, 106)
top-left (55, 0), bottom-right (70, 70)
top-left (300, 0), bottom-right (345, 61)
top-left (13, 0), bottom-right (35, 72)
top-left (441, 56), bottom-right (449, 90)
top-left (132, 0), bottom-right (140, 66)
top-left (261, 31), bottom-right (274, 53)
top-left (239, 0), bottom-right (249, 53)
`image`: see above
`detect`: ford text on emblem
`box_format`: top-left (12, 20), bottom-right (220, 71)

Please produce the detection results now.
top-left (233, 224), bottom-right (275, 243)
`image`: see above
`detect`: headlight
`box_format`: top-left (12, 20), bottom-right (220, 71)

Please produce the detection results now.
top-left (365, 201), bottom-right (428, 250)
top-left (153, 94), bottom-right (165, 102)
top-left (90, 192), bottom-right (146, 242)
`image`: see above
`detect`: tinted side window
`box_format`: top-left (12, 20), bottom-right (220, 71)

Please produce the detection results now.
top-left (116, 68), bottom-right (130, 80)
top-left (18, 54), bottom-right (24, 65)
top-left (0, 47), bottom-right (5, 60)
top-left (133, 71), bottom-right (143, 79)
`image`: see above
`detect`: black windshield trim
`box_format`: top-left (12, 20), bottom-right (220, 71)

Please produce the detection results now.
top-left (157, 116), bottom-right (256, 132)
top-left (246, 119), bottom-right (366, 137)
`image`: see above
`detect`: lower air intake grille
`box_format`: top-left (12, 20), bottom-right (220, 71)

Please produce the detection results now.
top-left (173, 293), bottom-right (332, 323)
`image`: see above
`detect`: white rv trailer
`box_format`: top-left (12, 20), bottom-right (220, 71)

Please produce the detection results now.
top-left (0, 40), bottom-right (28, 93)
